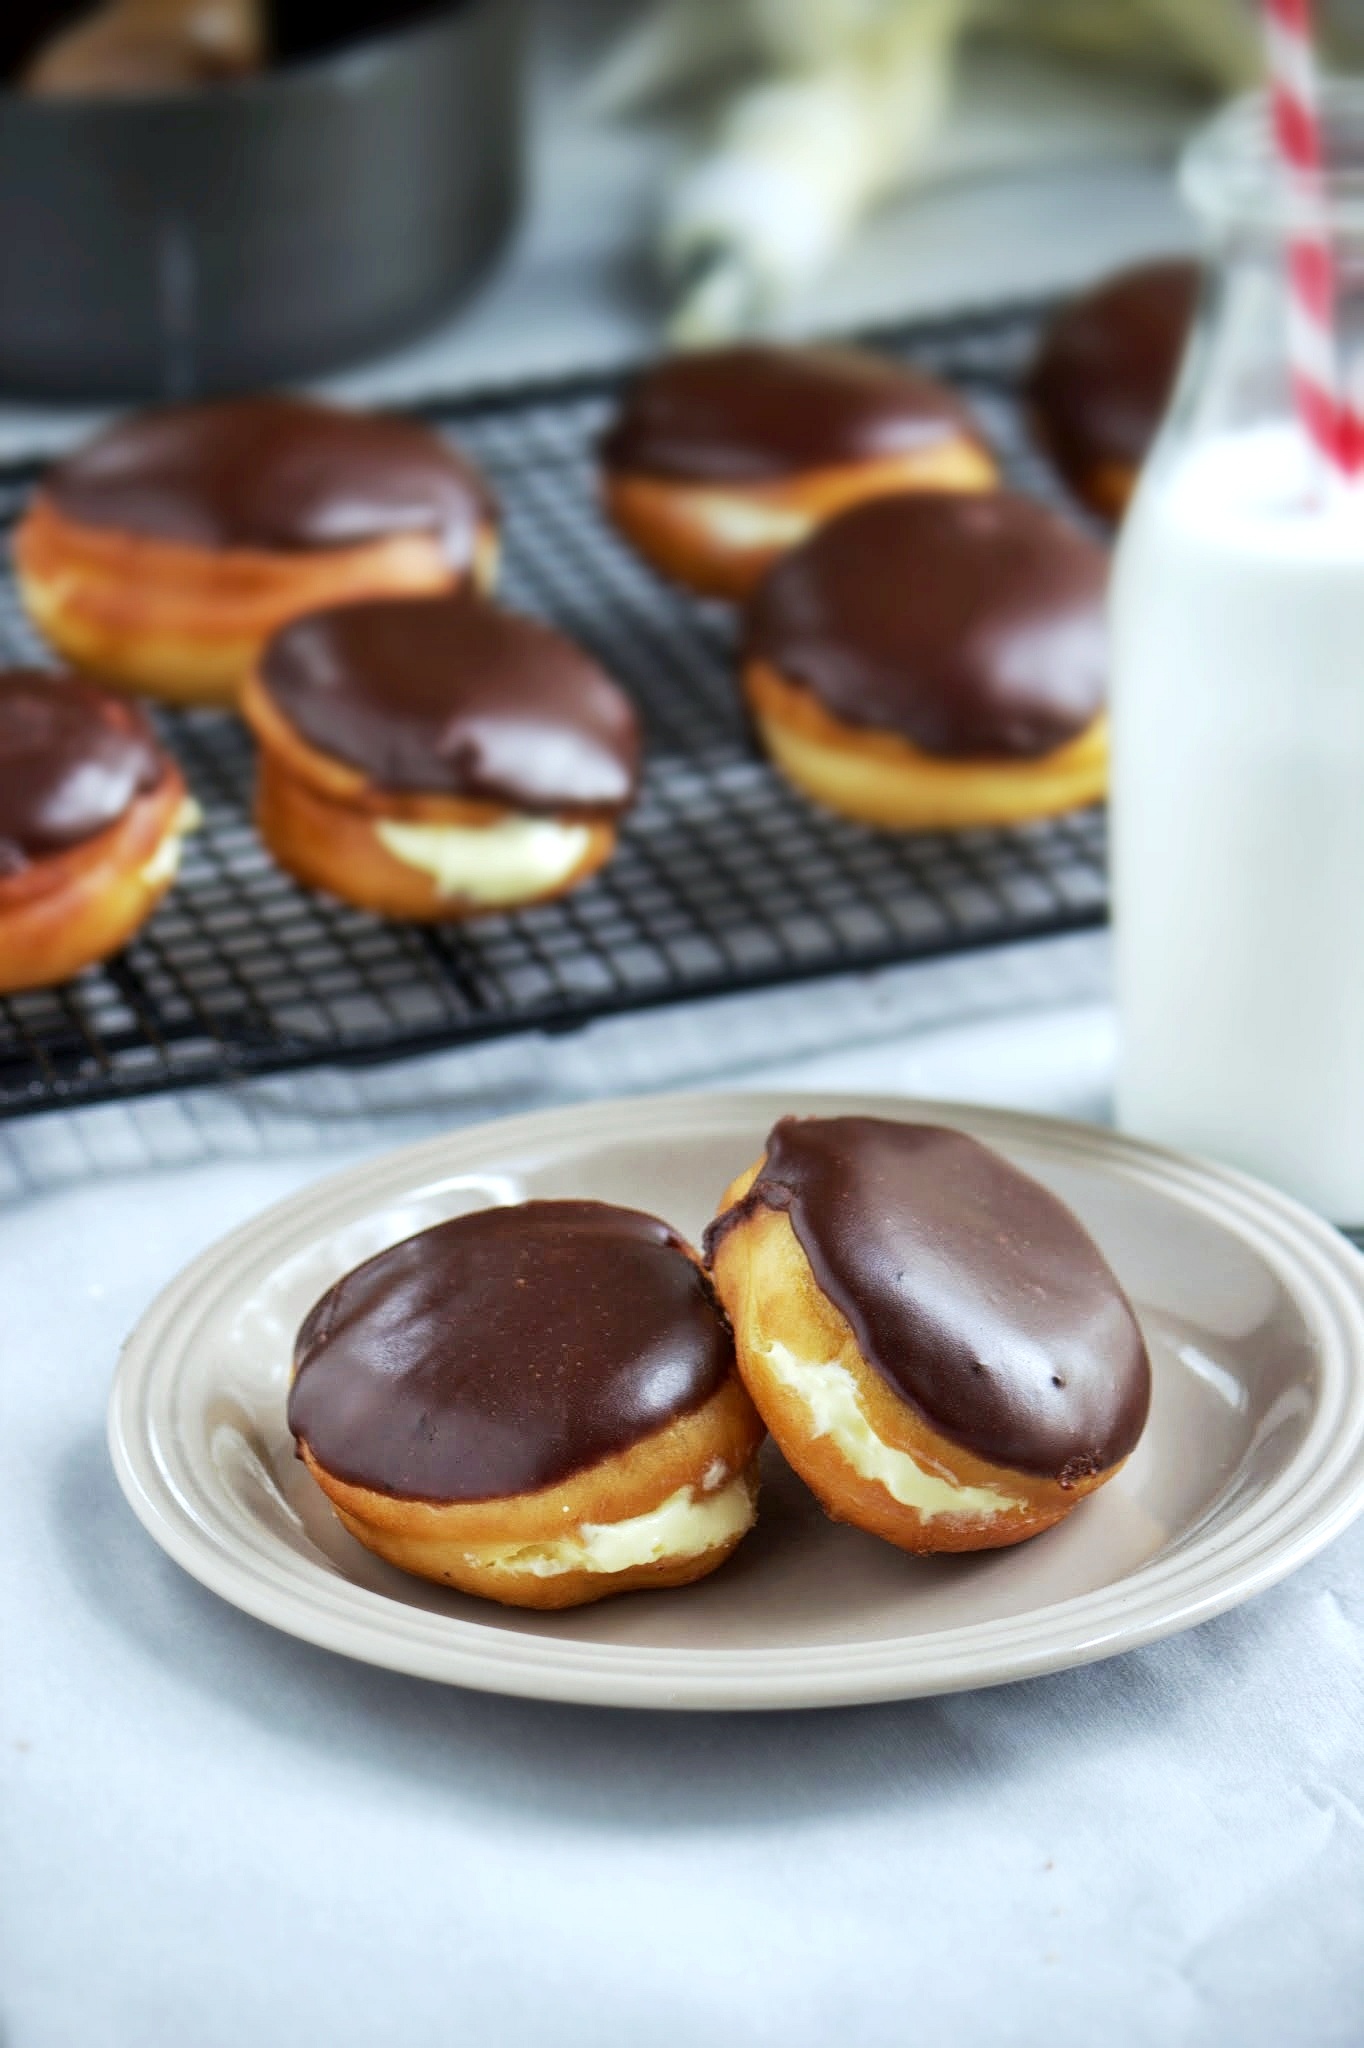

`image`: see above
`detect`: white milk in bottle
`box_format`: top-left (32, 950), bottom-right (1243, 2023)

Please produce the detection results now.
top-left (1110, 90), bottom-right (1364, 1220)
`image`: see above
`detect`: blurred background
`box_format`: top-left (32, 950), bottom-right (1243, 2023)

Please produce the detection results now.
top-left (5, 0), bottom-right (1363, 447)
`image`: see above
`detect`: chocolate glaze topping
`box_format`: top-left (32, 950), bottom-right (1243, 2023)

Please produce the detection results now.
top-left (289, 1199), bottom-right (737, 1503)
top-left (706, 1117), bottom-right (1150, 1480)
top-left (601, 345), bottom-right (989, 485)
top-left (43, 395), bottom-right (494, 568)
top-left (0, 669), bottom-right (169, 878)
top-left (1029, 260), bottom-right (1199, 490)
top-left (260, 593), bottom-right (641, 814)
top-left (746, 491), bottom-right (1108, 758)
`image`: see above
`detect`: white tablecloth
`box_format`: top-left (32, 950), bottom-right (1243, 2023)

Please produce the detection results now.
top-left (4, 935), bottom-right (1363, 2048)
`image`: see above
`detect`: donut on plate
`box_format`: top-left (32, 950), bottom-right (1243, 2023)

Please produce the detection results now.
top-left (242, 591), bottom-right (641, 919)
top-left (0, 668), bottom-right (195, 993)
top-left (1027, 260), bottom-right (1200, 519)
top-left (706, 1116), bottom-right (1151, 1554)
top-left (742, 490), bottom-right (1109, 830)
top-left (600, 344), bottom-right (996, 601)
top-left (14, 395), bottom-right (498, 706)
top-left (289, 1199), bottom-right (765, 1609)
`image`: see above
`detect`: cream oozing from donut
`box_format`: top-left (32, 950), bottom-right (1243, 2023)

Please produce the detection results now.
top-left (675, 490), bottom-right (815, 549)
top-left (456, 1472), bottom-right (755, 1581)
top-left (141, 796), bottom-right (201, 889)
top-left (760, 1338), bottom-right (1023, 1522)
top-left (373, 815), bottom-right (593, 905)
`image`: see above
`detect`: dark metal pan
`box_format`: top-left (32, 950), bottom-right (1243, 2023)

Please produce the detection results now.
top-left (0, 0), bottom-right (527, 399)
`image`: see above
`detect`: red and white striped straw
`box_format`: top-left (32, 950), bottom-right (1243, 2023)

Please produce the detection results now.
top-left (1263, 0), bottom-right (1363, 477)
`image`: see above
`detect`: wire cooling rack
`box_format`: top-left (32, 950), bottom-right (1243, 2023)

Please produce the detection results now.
top-left (0, 299), bottom-right (1107, 1118)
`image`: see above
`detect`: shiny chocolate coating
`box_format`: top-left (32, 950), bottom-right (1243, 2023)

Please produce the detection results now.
top-left (746, 491), bottom-right (1108, 758)
top-left (601, 345), bottom-right (989, 485)
top-left (706, 1117), bottom-right (1150, 1481)
top-left (289, 1199), bottom-right (737, 1503)
top-left (260, 593), bottom-right (641, 814)
top-left (43, 395), bottom-right (494, 568)
top-left (1028, 260), bottom-right (1199, 495)
top-left (0, 669), bottom-right (169, 877)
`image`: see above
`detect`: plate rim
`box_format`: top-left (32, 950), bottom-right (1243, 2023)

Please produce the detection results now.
top-left (108, 1088), bottom-right (1364, 1710)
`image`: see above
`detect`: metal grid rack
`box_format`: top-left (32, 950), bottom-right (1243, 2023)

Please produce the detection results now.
top-left (0, 299), bottom-right (1107, 1119)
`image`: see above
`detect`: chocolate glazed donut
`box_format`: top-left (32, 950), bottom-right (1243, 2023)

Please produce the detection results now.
top-left (0, 669), bottom-right (167, 869)
top-left (14, 395), bottom-right (500, 706)
top-left (242, 592), bottom-right (640, 920)
top-left (707, 1117), bottom-right (1151, 1553)
top-left (742, 490), bottom-right (1111, 831)
top-left (0, 668), bottom-right (194, 992)
top-left (290, 1200), bottom-right (765, 1608)
top-left (1028, 260), bottom-right (1200, 518)
top-left (601, 344), bottom-right (997, 600)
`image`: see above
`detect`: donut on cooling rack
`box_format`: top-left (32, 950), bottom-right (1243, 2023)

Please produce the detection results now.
top-left (742, 490), bottom-right (1109, 831)
top-left (1027, 260), bottom-right (1199, 519)
top-left (706, 1115), bottom-right (1151, 1554)
top-left (13, 395), bottom-right (498, 708)
top-left (0, 668), bottom-right (195, 993)
top-left (241, 590), bottom-right (640, 919)
top-left (599, 344), bottom-right (997, 601)
top-left (289, 1199), bottom-right (765, 1609)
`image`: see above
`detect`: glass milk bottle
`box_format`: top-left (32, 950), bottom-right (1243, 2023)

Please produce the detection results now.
top-left (1112, 88), bottom-right (1364, 1223)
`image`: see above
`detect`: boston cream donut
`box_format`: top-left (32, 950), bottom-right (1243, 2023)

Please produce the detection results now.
top-left (289, 1200), bottom-right (765, 1608)
top-left (242, 592), bottom-right (640, 919)
top-left (1028, 260), bottom-right (1199, 519)
top-left (14, 395), bottom-right (498, 706)
top-left (600, 344), bottom-right (996, 601)
top-left (743, 490), bottom-right (1109, 830)
top-left (0, 669), bottom-right (194, 993)
top-left (706, 1117), bottom-right (1151, 1554)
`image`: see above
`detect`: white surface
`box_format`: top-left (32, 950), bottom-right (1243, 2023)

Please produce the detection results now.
top-left (4, 940), bottom-right (1364, 2043)
top-left (110, 1088), bottom-right (1364, 1708)
top-left (1113, 423), bottom-right (1364, 1219)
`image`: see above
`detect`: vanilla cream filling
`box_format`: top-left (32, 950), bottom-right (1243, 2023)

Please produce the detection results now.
top-left (688, 490), bottom-right (813, 549)
top-left (141, 797), bottom-right (201, 888)
top-left (463, 1473), bottom-right (754, 1580)
top-left (761, 1339), bottom-right (1023, 1521)
top-left (374, 815), bottom-right (591, 906)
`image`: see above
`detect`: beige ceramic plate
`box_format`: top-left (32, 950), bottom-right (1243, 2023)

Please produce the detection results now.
top-left (109, 1091), bottom-right (1364, 1710)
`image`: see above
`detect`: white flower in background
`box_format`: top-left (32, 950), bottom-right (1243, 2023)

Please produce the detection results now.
top-left (590, 0), bottom-right (1289, 339)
